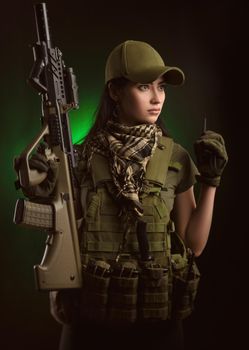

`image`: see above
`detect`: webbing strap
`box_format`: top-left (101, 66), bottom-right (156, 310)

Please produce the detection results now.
top-left (87, 240), bottom-right (167, 252)
top-left (87, 222), bottom-right (167, 232)
top-left (168, 161), bottom-right (182, 171)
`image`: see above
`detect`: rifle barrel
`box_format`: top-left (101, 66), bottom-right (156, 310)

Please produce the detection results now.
top-left (34, 3), bottom-right (52, 48)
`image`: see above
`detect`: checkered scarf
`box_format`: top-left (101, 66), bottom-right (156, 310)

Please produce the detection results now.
top-left (83, 120), bottom-right (162, 217)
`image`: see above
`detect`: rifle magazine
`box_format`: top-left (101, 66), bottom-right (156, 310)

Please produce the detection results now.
top-left (13, 198), bottom-right (54, 229)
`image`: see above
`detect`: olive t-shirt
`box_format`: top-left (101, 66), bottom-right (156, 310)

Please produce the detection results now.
top-left (163, 142), bottom-right (199, 214)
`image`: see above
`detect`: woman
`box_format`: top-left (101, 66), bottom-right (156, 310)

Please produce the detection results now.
top-left (77, 39), bottom-right (227, 258)
top-left (26, 40), bottom-right (228, 349)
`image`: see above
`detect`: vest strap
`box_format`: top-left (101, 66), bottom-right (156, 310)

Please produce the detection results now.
top-left (91, 154), bottom-right (111, 186)
top-left (144, 136), bottom-right (174, 187)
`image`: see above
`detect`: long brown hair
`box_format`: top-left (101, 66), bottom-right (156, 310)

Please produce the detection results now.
top-left (80, 77), bottom-right (169, 146)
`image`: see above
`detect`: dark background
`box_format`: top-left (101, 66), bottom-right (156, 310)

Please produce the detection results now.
top-left (1, 0), bottom-right (247, 349)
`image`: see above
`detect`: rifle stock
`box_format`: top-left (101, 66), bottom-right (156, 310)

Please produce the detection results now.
top-left (13, 3), bottom-right (82, 290)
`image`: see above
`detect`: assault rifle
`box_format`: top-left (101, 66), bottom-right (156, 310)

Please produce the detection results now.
top-left (13, 3), bottom-right (82, 290)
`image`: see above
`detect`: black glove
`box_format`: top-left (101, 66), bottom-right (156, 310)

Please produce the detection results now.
top-left (14, 149), bottom-right (59, 199)
top-left (194, 130), bottom-right (228, 187)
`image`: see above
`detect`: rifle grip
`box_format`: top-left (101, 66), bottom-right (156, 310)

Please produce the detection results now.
top-left (18, 123), bottom-right (49, 188)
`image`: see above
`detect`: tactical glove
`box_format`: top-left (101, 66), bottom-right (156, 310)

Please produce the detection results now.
top-left (14, 148), bottom-right (59, 199)
top-left (194, 130), bottom-right (228, 187)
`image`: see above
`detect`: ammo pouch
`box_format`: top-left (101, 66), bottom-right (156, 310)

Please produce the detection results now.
top-left (79, 255), bottom-right (200, 322)
top-left (108, 261), bottom-right (138, 322)
top-left (138, 262), bottom-right (169, 321)
top-left (80, 259), bottom-right (139, 323)
top-left (170, 233), bottom-right (201, 320)
top-left (80, 259), bottom-right (111, 321)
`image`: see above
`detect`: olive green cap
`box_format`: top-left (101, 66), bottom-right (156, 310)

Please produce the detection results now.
top-left (105, 40), bottom-right (185, 85)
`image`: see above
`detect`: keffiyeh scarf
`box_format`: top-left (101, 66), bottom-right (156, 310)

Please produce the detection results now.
top-left (83, 120), bottom-right (162, 217)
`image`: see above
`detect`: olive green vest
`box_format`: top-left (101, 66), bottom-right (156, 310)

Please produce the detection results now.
top-left (79, 136), bottom-right (200, 322)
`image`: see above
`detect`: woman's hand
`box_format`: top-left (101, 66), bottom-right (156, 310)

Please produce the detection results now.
top-left (194, 130), bottom-right (228, 187)
top-left (49, 290), bottom-right (80, 325)
top-left (14, 145), bottom-right (59, 199)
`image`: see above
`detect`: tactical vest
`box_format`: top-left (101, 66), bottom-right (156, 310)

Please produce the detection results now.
top-left (79, 136), bottom-right (200, 323)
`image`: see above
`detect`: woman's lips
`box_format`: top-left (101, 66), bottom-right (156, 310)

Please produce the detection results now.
top-left (147, 109), bottom-right (160, 114)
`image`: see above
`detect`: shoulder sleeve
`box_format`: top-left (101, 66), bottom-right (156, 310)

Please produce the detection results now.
top-left (172, 143), bottom-right (199, 194)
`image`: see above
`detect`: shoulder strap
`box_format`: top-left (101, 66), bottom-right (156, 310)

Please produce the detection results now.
top-left (144, 136), bottom-right (174, 187)
top-left (91, 153), bottom-right (112, 187)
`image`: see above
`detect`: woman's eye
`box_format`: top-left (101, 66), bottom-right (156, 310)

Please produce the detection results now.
top-left (158, 84), bottom-right (166, 91)
top-left (138, 85), bottom-right (149, 91)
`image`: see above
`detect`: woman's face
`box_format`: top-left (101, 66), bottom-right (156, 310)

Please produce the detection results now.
top-left (113, 77), bottom-right (166, 126)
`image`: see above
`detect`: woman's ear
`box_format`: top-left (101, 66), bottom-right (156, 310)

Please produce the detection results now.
top-left (108, 82), bottom-right (119, 102)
